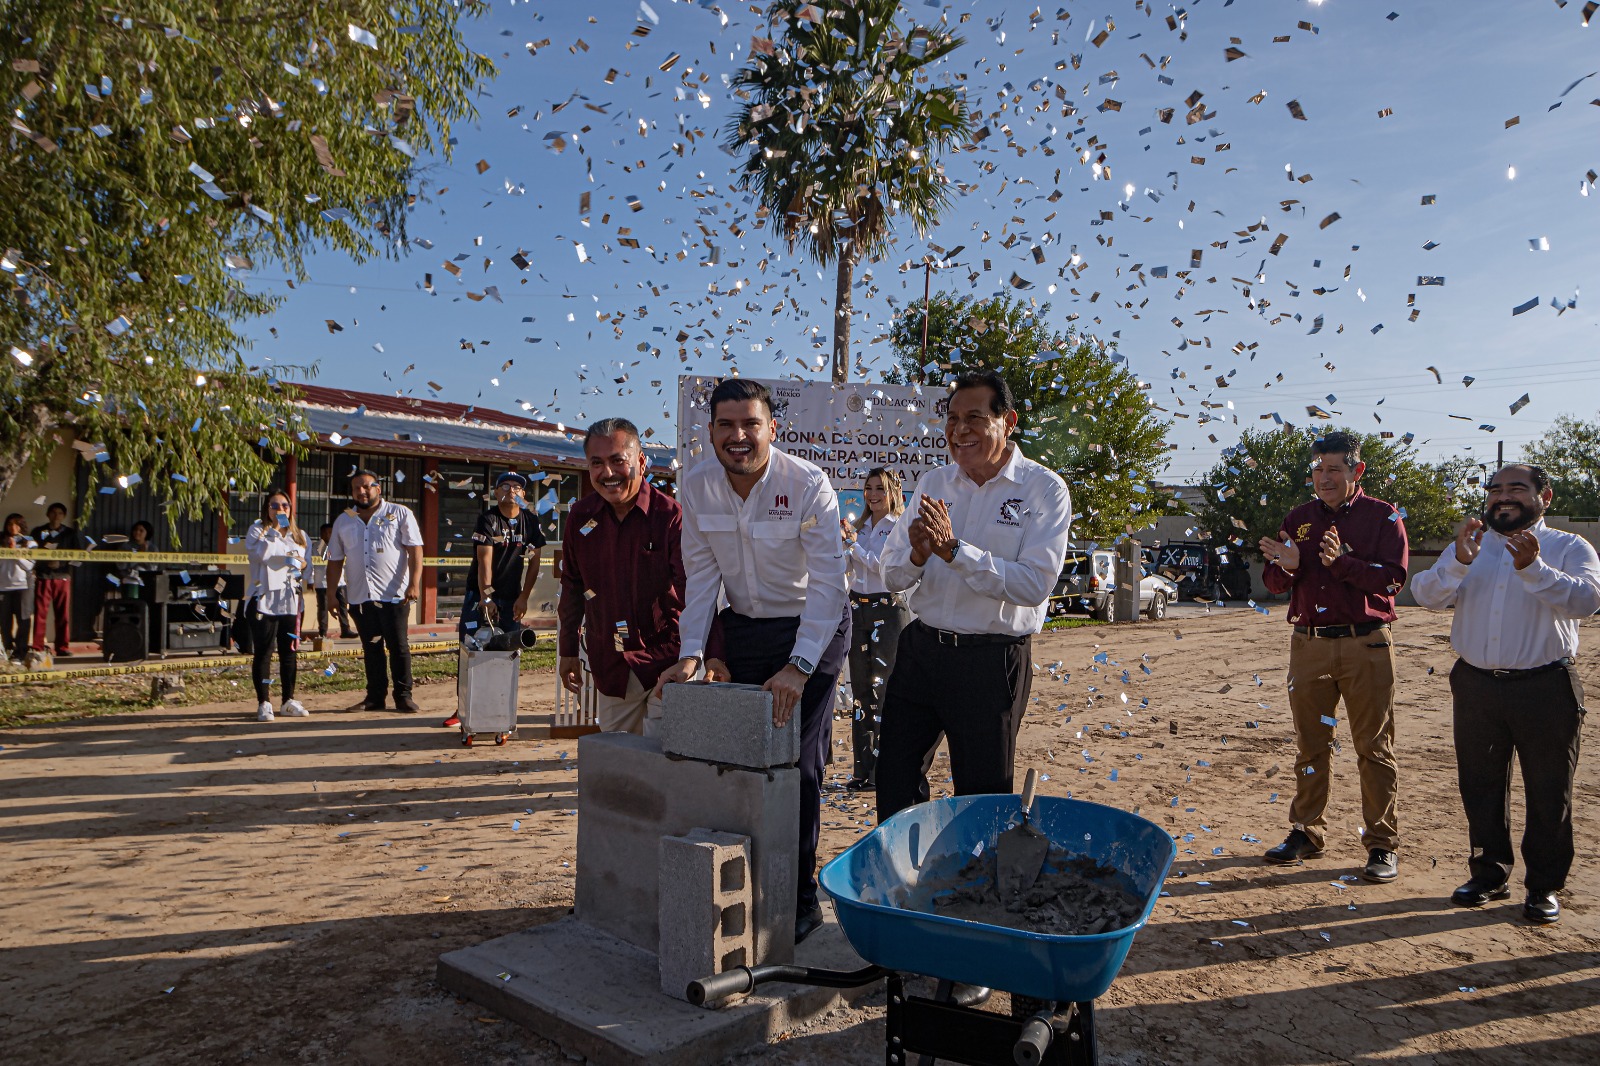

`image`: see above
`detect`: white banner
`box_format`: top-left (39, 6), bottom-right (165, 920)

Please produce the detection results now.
top-left (676, 375), bottom-right (949, 492)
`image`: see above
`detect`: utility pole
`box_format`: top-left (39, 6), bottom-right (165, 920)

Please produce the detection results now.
top-left (920, 260), bottom-right (932, 365)
top-left (1497, 439), bottom-right (1504, 469)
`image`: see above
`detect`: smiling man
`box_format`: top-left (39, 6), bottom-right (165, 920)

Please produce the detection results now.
top-left (657, 378), bottom-right (850, 946)
top-left (1258, 432), bottom-right (1409, 883)
top-left (875, 370), bottom-right (1073, 822)
top-left (556, 417), bottom-right (684, 736)
top-left (1411, 464), bottom-right (1600, 925)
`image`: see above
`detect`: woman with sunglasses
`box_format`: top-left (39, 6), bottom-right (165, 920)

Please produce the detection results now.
top-left (245, 490), bottom-right (309, 721)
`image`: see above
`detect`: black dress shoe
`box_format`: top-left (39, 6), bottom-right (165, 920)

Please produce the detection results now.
top-left (348, 698), bottom-right (385, 711)
top-left (794, 902), bottom-right (825, 945)
top-left (1524, 892), bottom-right (1560, 924)
top-left (394, 692), bottom-right (421, 713)
top-left (1362, 849), bottom-right (1399, 883)
top-left (1450, 878), bottom-right (1511, 907)
top-left (1264, 829), bottom-right (1324, 865)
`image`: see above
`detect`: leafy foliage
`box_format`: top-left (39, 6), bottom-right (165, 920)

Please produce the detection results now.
top-left (1193, 426), bottom-right (1469, 553)
top-left (888, 291), bottom-right (1175, 544)
top-left (0, 2), bottom-right (491, 523)
top-left (1522, 413), bottom-right (1600, 518)
top-left (722, 0), bottom-right (970, 382)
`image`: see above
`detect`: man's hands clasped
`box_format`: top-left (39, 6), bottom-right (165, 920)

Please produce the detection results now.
top-left (909, 496), bottom-right (957, 566)
top-left (1257, 535), bottom-right (1301, 572)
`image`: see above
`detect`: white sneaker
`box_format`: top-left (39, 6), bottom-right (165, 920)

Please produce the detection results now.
top-left (281, 699), bottom-right (309, 717)
top-left (256, 701), bottom-right (275, 722)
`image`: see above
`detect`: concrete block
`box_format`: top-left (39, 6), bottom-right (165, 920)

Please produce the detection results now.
top-left (658, 681), bottom-right (797, 769)
top-left (576, 732), bottom-right (798, 965)
top-left (659, 829), bottom-right (754, 1001)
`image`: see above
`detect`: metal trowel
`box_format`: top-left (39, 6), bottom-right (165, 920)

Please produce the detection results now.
top-left (997, 768), bottom-right (1050, 899)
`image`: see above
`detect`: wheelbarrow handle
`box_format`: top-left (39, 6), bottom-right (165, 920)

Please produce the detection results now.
top-left (688, 963), bottom-right (890, 1006)
top-left (1019, 767), bottom-right (1039, 817)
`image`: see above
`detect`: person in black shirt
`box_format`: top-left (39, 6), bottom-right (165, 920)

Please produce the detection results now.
top-left (445, 471), bottom-right (546, 727)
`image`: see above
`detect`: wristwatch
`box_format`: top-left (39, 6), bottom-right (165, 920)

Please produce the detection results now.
top-left (787, 655), bottom-right (815, 677)
top-left (945, 538), bottom-right (962, 560)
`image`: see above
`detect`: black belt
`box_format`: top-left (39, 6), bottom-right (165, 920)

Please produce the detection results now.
top-left (1460, 656), bottom-right (1573, 680)
top-left (1293, 621), bottom-right (1389, 639)
top-left (851, 592), bottom-right (897, 605)
top-left (911, 618), bottom-right (1026, 648)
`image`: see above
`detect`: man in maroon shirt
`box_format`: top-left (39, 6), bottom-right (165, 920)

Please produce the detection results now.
top-left (1257, 432), bottom-right (1409, 883)
top-left (558, 417), bottom-right (685, 734)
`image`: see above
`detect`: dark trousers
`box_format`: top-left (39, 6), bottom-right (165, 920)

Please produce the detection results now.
top-left (32, 578), bottom-right (70, 653)
top-left (315, 586), bottom-right (352, 637)
top-left (0, 588), bottom-right (25, 659)
top-left (719, 607), bottom-right (846, 911)
top-left (1450, 659), bottom-right (1585, 893)
top-left (877, 621), bottom-right (1034, 822)
top-left (250, 611), bottom-right (300, 703)
top-left (847, 593), bottom-right (910, 785)
top-left (352, 600), bottom-right (413, 704)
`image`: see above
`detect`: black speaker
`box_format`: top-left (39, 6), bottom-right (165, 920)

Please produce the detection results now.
top-left (102, 602), bottom-right (149, 662)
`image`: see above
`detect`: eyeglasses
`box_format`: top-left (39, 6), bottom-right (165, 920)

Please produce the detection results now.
top-left (267, 501), bottom-right (291, 511)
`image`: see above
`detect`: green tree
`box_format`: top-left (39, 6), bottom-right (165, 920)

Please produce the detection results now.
top-left (1194, 427), bottom-right (1467, 554)
top-left (1523, 414), bottom-right (1600, 518)
top-left (723, 0), bottom-right (970, 384)
top-left (0, 3), bottom-right (491, 521)
top-left (889, 292), bottom-right (1176, 543)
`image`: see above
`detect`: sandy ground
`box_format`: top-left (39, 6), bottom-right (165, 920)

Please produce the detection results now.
top-left (1, 605), bottom-right (1596, 1066)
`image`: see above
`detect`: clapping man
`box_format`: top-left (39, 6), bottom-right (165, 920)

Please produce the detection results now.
top-left (876, 371), bottom-right (1073, 821)
top-left (656, 379), bottom-right (850, 945)
top-left (1257, 432), bottom-right (1408, 883)
top-left (1412, 465), bottom-right (1600, 924)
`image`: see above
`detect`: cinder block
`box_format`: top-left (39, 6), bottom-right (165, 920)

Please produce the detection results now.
top-left (659, 682), bottom-right (797, 768)
top-left (658, 829), bottom-right (754, 1001)
top-left (576, 732), bottom-right (799, 965)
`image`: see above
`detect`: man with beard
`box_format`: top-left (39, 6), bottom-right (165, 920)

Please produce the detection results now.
top-left (1412, 464), bottom-right (1600, 924)
top-left (656, 378), bottom-right (849, 945)
top-left (1257, 432), bottom-right (1409, 883)
top-left (557, 417), bottom-right (684, 736)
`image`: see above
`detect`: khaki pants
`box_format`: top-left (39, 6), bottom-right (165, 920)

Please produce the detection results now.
top-left (594, 670), bottom-right (661, 736)
top-left (1286, 628), bottom-right (1400, 852)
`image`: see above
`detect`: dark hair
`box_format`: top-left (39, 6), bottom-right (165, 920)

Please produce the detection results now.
top-left (708, 378), bottom-right (773, 420)
top-left (583, 416), bottom-right (641, 452)
top-left (1311, 431), bottom-right (1361, 468)
top-left (1489, 463), bottom-right (1551, 497)
top-left (46, 501), bottom-right (67, 517)
top-left (3, 513), bottom-right (24, 534)
top-left (131, 520), bottom-right (155, 540)
top-left (950, 369), bottom-right (1015, 417)
top-left (319, 522), bottom-right (333, 534)
top-left (350, 468), bottom-right (381, 485)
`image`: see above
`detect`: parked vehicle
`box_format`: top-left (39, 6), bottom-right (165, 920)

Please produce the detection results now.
top-left (1155, 541), bottom-right (1252, 603)
top-left (1050, 550), bottom-right (1177, 623)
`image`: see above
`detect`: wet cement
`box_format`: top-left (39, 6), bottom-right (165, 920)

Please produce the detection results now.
top-left (908, 848), bottom-right (1145, 936)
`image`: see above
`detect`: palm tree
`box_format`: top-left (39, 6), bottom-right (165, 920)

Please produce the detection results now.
top-left (724, 1), bottom-right (970, 383)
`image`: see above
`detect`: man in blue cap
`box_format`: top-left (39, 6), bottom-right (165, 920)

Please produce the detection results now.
top-left (444, 469), bottom-right (546, 728)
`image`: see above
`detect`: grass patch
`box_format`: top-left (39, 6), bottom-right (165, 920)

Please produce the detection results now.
top-left (1042, 616), bottom-right (1104, 631)
top-left (0, 645), bottom-right (557, 729)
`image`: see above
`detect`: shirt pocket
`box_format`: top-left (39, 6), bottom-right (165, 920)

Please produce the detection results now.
top-left (697, 514), bottom-right (738, 534)
top-left (982, 520), bottom-right (1027, 562)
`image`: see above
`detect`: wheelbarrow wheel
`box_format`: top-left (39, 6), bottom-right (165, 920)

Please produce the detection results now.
top-left (1009, 997), bottom-right (1097, 1065)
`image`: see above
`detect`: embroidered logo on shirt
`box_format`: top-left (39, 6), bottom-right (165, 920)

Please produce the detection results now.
top-left (774, 493), bottom-right (789, 509)
top-left (1295, 522), bottom-right (1312, 543)
top-left (997, 498), bottom-right (1025, 527)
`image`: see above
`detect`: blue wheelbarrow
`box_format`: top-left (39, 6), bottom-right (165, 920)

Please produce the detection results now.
top-left (689, 794), bottom-right (1176, 1065)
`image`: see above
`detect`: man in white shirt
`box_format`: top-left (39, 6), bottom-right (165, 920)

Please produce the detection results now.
top-left (326, 469), bottom-right (425, 713)
top-left (657, 378), bottom-right (850, 945)
top-left (877, 370), bottom-right (1073, 822)
top-left (310, 522), bottom-right (354, 640)
top-left (1412, 464), bottom-right (1600, 925)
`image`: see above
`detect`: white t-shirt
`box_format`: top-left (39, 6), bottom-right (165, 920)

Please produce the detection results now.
top-left (327, 502), bottom-right (424, 605)
top-left (245, 521), bottom-right (308, 617)
top-left (309, 538), bottom-right (345, 591)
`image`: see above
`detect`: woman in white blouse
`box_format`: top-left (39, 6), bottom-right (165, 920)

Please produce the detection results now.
top-left (840, 468), bottom-right (912, 790)
top-left (245, 490), bottom-right (309, 721)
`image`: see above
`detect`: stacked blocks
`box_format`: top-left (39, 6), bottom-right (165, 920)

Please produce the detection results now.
top-left (659, 681), bottom-right (797, 768)
top-left (658, 829), bottom-right (755, 1001)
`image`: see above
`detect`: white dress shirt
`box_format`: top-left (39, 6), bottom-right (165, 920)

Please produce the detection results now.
top-left (679, 446), bottom-right (848, 667)
top-left (327, 502), bottom-right (423, 605)
top-left (1410, 519), bottom-right (1600, 670)
top-left (245, 521), bottom-right (308, 617)
top-left (848, 512), bottom-right (899, 594)
top-left (882, 445), bottom-right (1072, 636)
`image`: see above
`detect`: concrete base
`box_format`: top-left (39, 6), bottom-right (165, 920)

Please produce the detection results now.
top-left (437, 908), bottom-right (872, 1066)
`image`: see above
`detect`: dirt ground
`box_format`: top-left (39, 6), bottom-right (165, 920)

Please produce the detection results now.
top-left (2, 606), bottom-right (1596, 1065)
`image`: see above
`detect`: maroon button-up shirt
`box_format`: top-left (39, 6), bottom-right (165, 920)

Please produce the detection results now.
top-left (1261, 488), bottom-right (1409, 627)
top-left (557, 482), bottom-right (685, 698)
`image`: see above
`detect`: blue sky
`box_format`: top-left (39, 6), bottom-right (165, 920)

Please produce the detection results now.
top-left (242, 0), bottom-right (1600, 485)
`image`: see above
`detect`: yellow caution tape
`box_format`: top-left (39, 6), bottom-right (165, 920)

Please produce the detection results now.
top-left (0, 638), bottom-right (488, 686)
top-left (0, 548), bottom-right (553, 570)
